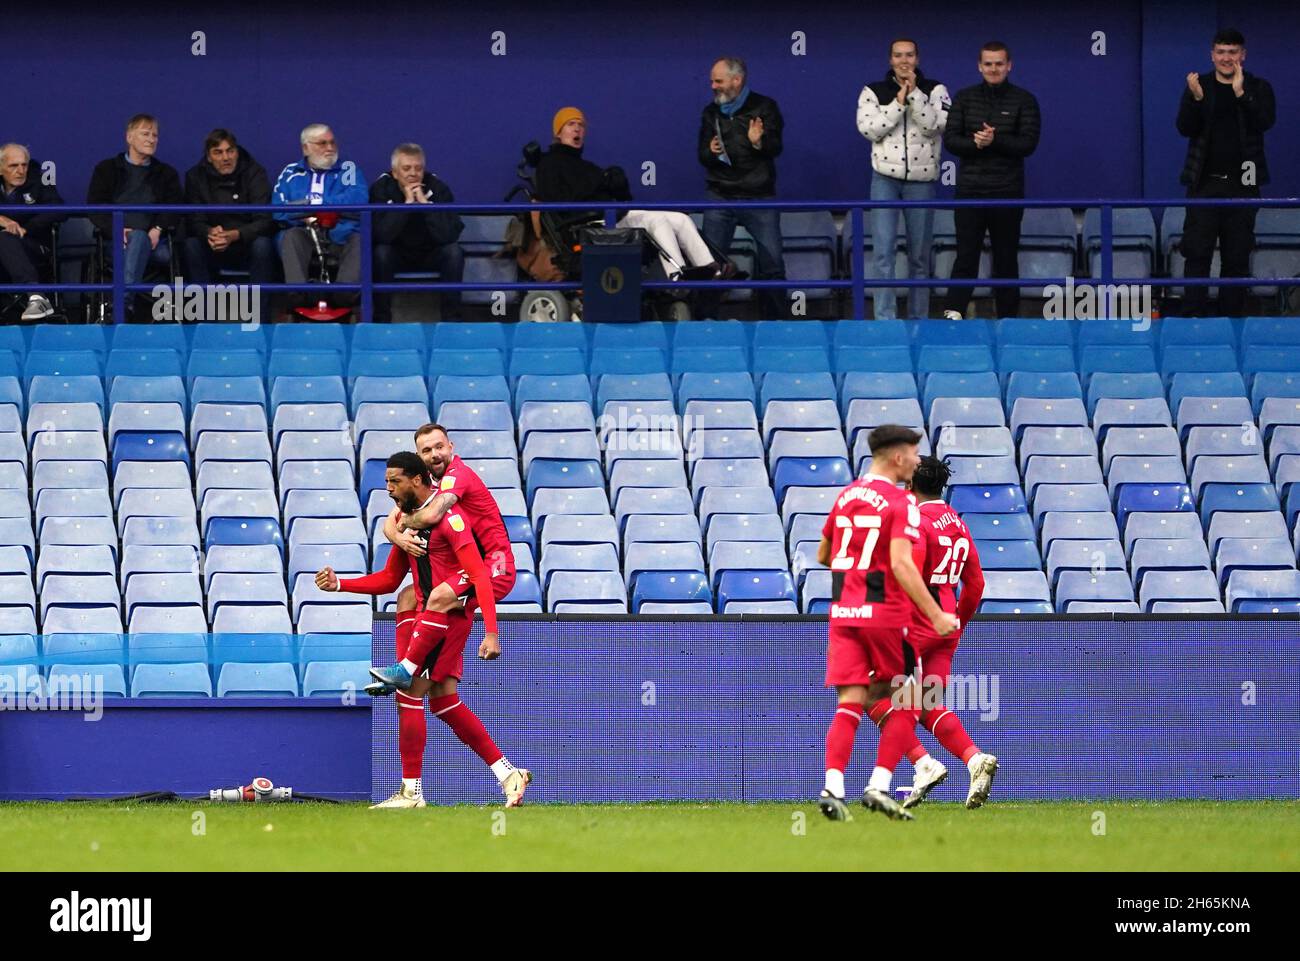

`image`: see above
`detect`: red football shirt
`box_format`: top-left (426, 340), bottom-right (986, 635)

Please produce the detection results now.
top-left (437, 456), bottom-right (515, 576)
top-left (821, 474), bottom-right (921, 628)
top-left (340, 497), bottom-right (477, 605)
top-left (910, 499), bottom-right (985, 643)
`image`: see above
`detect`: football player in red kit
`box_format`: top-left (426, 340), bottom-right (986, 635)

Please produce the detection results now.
top-left (315, 452), bottom-right (530, 809)
top-left (900, 455), bottom-right (997, 810)
top-left (815, 425), bottom-right (959, 822)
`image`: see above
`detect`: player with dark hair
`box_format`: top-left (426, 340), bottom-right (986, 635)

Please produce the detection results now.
top-left (815, 425), bottom-right (959, 822)
top-left (315, 452), bottom-right (530, 809)
top-left (899, 455), bottom-right (996, 810)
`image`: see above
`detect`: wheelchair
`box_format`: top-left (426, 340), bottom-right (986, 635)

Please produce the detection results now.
top-left (504, 141), bottom-right (737, 323)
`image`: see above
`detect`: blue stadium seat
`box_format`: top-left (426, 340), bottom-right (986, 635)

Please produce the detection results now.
top-left (1168, 373), bottom-right (1247, 420)
top-left (844, 397), bottom-right (924, 445)
top-left (301, 661), bottom-right (371, 698)
top-left (433, 349), bottom-right (507, 379)
top-left (1129, 537), bottom-right (1212, 584)
top-left (48, 663), bottom-right (127, 698)
top-left (266, 351), bottom-right (346, 384)
top-left (1175, 396), bottom-right (1253, 439)
top-left (593, 321), bottom-right (669, 352)
top-left (682, 400), bottom-right (759, 439)
top-left (108, 401), bottom-right (186, 445)
top-left (546, 571), bottom-right (627, 612)
top-left (1019, 426), bottom-right (1098, 465)
top-left (130, 662), bottom-right (213, 698)
top-left (938, 425), bottom-right (1015, 458)
top-left (1214, 537), bottom-right (1295, 586)
top-left (1122, 512), bottom-right (1204, 553)
top-left (944, 455), bottom-right (1019, 487)
top-left (29, 374), bottom-right (105, 411)
top-left (589, 348), bottom-right (668, 379)
top-left (1113, 484), bottom-right (1195, 532)
top-left (1206, 511), bottom-right (1288, 555)
top-left (752, 346), bottom-right (830, 378)
top-left (1226, 569), bottom-right (1300, 612)
top-left (538, 543), bottom-right (620, 588)
top-left (216, 662), bottom-right (298, 697)
top-left (512, 322), bottom-right (588, 356)
top-left (923, 373), bottom-right (1001, 415)
top-left (187, 349), bottom-right (263, 384)
top-left (346, 351), bottom-right (424, 386)
top-left (1079, 344), bottom-right (1157, 384)
top-left (623, 513), bottom-right (703, 550)
top-left (770, 458), bottom-right (853, 504)
top-left (981, 570), bottom-right (1050, 604)
top-left (676, 371), bottom-right (755, 407)
top-left (839, 371), bottom-right (918, 412)
top-left (715, 570), bottom-right (796, 613)
top-left (42, 631), bottom-right (124, 667)
top-left (351, 375), bottom-right (432, 418)
top-left (128, 606), bottom-right (209, 634)
top-left (1252, 376), bottom-right (1300, 422)
top-left (948, 484), bottom-right (1027, 515)
top-left (762, 399), bottom-right (841, 444)
top-left (1137, 568), bottom-right (1221, 611)
top-left (111, 431), bottom-right (190, 472)
top-left (1100, 426), bottom-right (1181, 472)
top-left (120, 516), bottom-right (200, 551)
top-left (1191, 455), bottom-right (1271, 501)
top-left (513, 374), bottom-right (593, 413)
top-left (1004, 371), bottom-right (1083, 409)
top-left (758, 371), bottom-right (836, 410)
top-left (964, 512), bottom-right (1035, 542)
top-left (998, 344), bottom-right (1076, 378)
top-left (671, 346), bottom-right (750, 380)
top-left (672, 320), bottom-right (748, 353)
top-left (699, 487), bottom-right (778, 533)
top-left (977, 539), bottom-right (1042, 571)
top-left (271, 403), bottom-right (350, 445)
top-left (835, 346), bottom-right (912, 377)
top-left (525, 459), bottom-right (603, 503)
top-left (509, 348), bottom-right (587, 381)
top-left (190, 375), bottom-right (267, 412)
top-left (532, 487), bottom-right (613, 528)
top-left (631, 572), bottom-right (713, 612)
top-left (608, 459), bottom-right (688, 505)
top-left (110, 375), bottom-right (188, 416)
top-left (1039, 511), bottom-right (1121, 548)
top-left (191, 323), bottom-right (266, 356)
top-left (1054, 570), bottom-right (1134, 612)
top-left (930, 396), bottom-right (1006, 433)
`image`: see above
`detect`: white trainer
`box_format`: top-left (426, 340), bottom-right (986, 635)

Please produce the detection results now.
top-left (21, 294), bottom-right (54, 321)
top-left (966, 753), bottom-right (999, 809)
top-left (369, 784), bottom-right (427, 809)
top-left (941, 309), bottom-right (964, 321)
top-left (902, 758), bottom-right (949, 810)
top-left (501, 768), bottom-right (533, 808)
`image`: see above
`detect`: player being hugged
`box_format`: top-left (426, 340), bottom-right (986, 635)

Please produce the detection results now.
top-left (815, 425), bottom-right (958, 822)
top-left (900, 455), bottom-right (997, 810)
top-left (315, 452), bottom-right (530, 809)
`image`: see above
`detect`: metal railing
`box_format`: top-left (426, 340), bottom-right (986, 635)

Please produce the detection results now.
top-left (0, 197), bottom-right (1296, 322)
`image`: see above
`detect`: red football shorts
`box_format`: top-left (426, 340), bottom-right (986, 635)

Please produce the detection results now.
top-left (825, 623), bottom-right (914, 688)
top-left (438, 567), bottom-right (517, 611)
top-left (403, 612), bottom-right (474, 683)
top-left (910, 629), bottom-right (960, 685)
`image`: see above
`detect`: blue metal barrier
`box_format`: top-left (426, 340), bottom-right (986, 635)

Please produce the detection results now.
top-left (1, 198), bottom-right (1296, 321)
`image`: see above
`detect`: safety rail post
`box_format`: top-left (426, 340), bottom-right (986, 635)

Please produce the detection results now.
top-left (1100, 203), bottom-right (1114, 319)
top-left (111, 210), bottom-right (125, 325)
top-left (359, 209), bottom-right (373, 324)
top-left (850, 206), bottom-right (865, 321)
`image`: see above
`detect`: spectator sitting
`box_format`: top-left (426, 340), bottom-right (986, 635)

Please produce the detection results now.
top-left (272, 123), bottom-right (366, 308)
top-left (182, 128), bottom-right (277, 290)
top-left (0, 143), bottom-right (66, 321)
top-left (370, 143), bottom-right (465, 322)
top-left (86, 114), bottom-right (183, 306)
top-left (536, 107), bottom-right (738, 283)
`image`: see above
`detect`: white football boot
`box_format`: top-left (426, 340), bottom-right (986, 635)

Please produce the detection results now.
top-left (902, 757), bottom-right (949, 810)
top-left (501, 768), bottom-right (533, 808)
top-left (369, 783), bottom-right (427, 809)
top-left (965, 753), bottom-right (999, 809)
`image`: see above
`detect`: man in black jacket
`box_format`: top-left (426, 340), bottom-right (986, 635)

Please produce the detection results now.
top-left (0, 143), bottom-right (65, 320)
top-left (941, 42), bottom-right (1040, 319)
top-left (86, 114), bottom-right (183, 296)
top-left (370, 143), bottom-right (465, 322)
top-left (1176, 28), bottom-right (1275, 318)
top-left (182, 129), bottom-right (277, 290)
top-left (697, 57), bottom-right (787, 318)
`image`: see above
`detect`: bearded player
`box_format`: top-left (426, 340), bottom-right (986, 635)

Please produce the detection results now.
top-left (315, 452), bottom-right (530, 809)
top-left (900, 455), bottom-right (997, 810)
top-left (816, 425), bottom-right (959, 822)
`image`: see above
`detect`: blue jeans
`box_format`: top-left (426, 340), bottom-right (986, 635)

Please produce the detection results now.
top-left (869, 174), bottom-right (935, 320)
top-left (701, 192), bottom-right (787, 319)
top-left (123, 229), bottom-right (171, 286)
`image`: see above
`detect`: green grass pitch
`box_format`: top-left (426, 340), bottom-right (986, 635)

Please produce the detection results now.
top-left (1, 800), bottom-right (1296, 871)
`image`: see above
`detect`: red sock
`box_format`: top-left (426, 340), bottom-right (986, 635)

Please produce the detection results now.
top-left (922, 708), bottom-right (980, 765)
top-left (876, 709), bottom-right (918, 774)
top-left (824, 702), bottom-right (863, 774)
top-left (405, 610), bottom-right (451, 669)
top-left (397, 691), bottom-right (426, 779)
top-left (906, 708), bottom-right (928, 764)
top-left (429, 693), bottom-right (503, 767)
top-left (394, 610), bottom-right (417, 661)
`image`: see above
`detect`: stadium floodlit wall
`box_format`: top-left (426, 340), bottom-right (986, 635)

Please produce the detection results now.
top-left (15, 1), bottom-right (1300, 202)
top-left (371, 615), bottom-right (1300, 804)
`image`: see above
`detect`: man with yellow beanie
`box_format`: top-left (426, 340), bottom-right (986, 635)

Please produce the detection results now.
top-left (535, 107), bottom-right (738, 284)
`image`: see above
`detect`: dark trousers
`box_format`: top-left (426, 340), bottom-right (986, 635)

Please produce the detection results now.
top-left (0, 232), bottom-right (45, 285)
top-left (700, 192), bottom-right (787, 319)
top-left (181, 235), bottom-right (279, 286)
top-left (1182, 177), bottom-right (1259, 318)
top-left (372, 242), bottom-right (465, 322)
top-left (946, 199), bottom-right (1024, 318)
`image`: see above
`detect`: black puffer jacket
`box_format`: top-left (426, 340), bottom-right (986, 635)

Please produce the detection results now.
top-left (942, 80), bottom-right (1041, 196)
top-left (697, 90), bottom-right (784, 198)
top-left (0, 167), bottom-right (66, 246)
top-left (1176, 70), bottom-right (1275, 188)
top-left (534, 143), bottom-right (631, 204)
top-left (183, 147), bottom-right (273, 241)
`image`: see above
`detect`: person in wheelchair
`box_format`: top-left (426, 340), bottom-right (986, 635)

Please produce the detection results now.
top-left (535, 107), bottom-right (740, 284)
top-left (0, 143), bottom-right (65, 321)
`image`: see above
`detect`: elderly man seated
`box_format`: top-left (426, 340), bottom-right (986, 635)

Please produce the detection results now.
top-left (0, 143), bottom-right (65, 320)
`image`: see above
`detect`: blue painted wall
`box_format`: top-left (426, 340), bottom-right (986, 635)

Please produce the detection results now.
top-left (12, 0), bottom-right (1290, 209)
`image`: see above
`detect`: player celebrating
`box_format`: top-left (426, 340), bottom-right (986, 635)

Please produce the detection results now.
top-left (379, 423), bottom-right (517, 685)
top-left (815, 425), bottom-right (959, 822)
top-left (901, 455), bottom-right (997, 810)
top-left (315, 452), bottom-right (530, 809)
